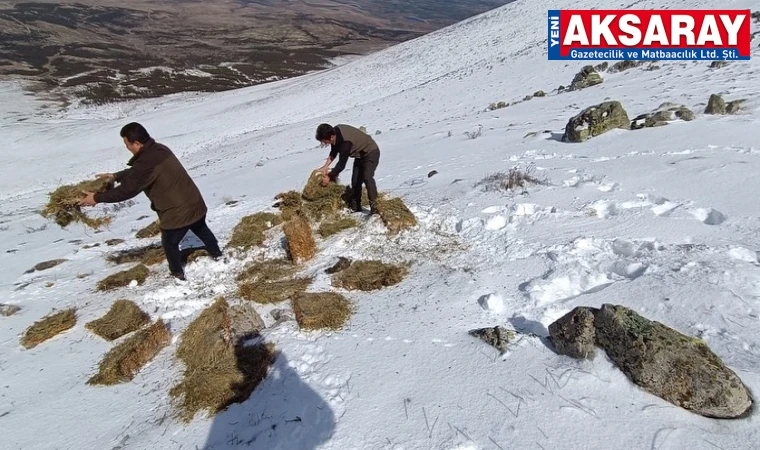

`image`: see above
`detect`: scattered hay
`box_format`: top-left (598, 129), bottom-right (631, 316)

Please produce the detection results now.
top-left (325, 257), bottom-right (351, 274)
top-left (274, 191), bottom-right (303, 221)
top-left (227, 212), bottom-right (283, 250)
top-left (85, 299), bottom-right (151, 341)
top-left (235, 258), bottom-right (297, 283)
top-left (183, 248), bottom-right (210, 264)
top-left (292, 292), bottom-right (352, 331)
top-left (475, 165), bottom-right (544, 193)
top-left (332, 260), bottom-right (408, 291)
top-left (105, 238), bottom-right (125, 246)
top-left (87, 320), bottom-right (171, 385)
top-left (283, 215), bottom-right (317, 263)
top-left (376, 197), bottom-right (417, 235)
top-left (20, 308), bottom-right (77, 349)
top-left (170, 298), bottom-right (276, 422)
top-left (238, 277), bottom-right (313, 304)
top-left (318, 217), bottom-right (359, 238)
top-left (97, 264), bottom-right (150, 292)
top-left (135, 219), bottom-right (161, 239)
top-left (25, 258), bottom-right (67, 274)
top-left (106, 243), bottom-right (165, 266)
top-left (42, 177), bottom-right (114, 229)
top-left (0, 304), bottom-right (21, 317)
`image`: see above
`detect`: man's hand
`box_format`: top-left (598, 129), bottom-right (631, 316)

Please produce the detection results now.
top-left (320, 174), bottom-right (330, 187)
top-left (96, 173), bottom-right (114, 180)
top-left (316, 166), bottom-right (329, 176)
top-left (80, 191), bottom-right (97, 207)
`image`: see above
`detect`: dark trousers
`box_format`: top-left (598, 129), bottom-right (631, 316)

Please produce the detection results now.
top-left (352, 149), bottom-right (380, 207)
top-left (161, 215), bottom-right (222, 276)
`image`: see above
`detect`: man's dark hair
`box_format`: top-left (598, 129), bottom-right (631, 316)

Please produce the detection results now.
top-left (120, 122), bottom-right (151, 144)
top-left (315, 123), bottom-right (335, 141)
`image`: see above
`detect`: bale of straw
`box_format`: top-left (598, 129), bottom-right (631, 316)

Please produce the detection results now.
top-left (292, 292), bottom-right (352, 331)
top-left (85, 299), bottom-right (150, 341)
top-left (135, 219), bottom-right (161, 239)
top-left (96, 264), bottom-right (150, 292)
top-left (332, 260), bottom-right (408, 291)
top-left (41, 177), bottom-right (114, 229)
top-left (87, 320), bottom-right (171, 385)
top-left (227, 212), bottom-right (283, 250)
top-left (376, 197), bottom-right (417, 235)
top-left (235, 258), bottom-right (297, 283)
top-left (170, 298), bottom-right (275, 422)
top-left (283, 215), bottom-right (317, 263)
top-left (318, 217), bottom-right (359, 238)
top-left (238, 278), bottom-right (313, 304)
top-left (106, 243), bottom-right (165, 266)
top-left (20, 308), bottom-right (77, 349)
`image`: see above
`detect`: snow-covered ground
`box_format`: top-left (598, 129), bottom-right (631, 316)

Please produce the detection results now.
top-left (2, 0), bottom-right (760, 448)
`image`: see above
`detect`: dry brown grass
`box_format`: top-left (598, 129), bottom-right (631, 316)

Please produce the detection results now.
top-left (274, 191), bottom-right (303, 221)
top-left (105, 238), bottom-right (125, 246)
top-left (106, 243), bottom-right (166, 266)
top-left (318, 217), bottom-right (359, 238)
top-left (292, 292), bottom-right (352, 331)
top-left (475, 166), bottom-right (544, 193)
top-left (1, 304), bottom-right (22, 317)
top-left (376, 197), bottom-right (417, 235)
top-left (42, 178), bottom-right (114, 229)
top-left (238, 278), bottom-right (313, 304)
top-left (332, 260), bottom-right (409, 291)
top-left (170, 298), bottom-right (276, 422)
top-left (283, 215), bottom-right (317, 263)
top-left (87, 320), bottom-right (171, 385)
top-left (20, 308), bottom-right (77, 349)
top-left (235, 258), bottom-right (297, 283)
top-left (135, 219), bottom-right (161, 239)
top-left (227, 212), bottom-right (283, 250)
top-left (97, 265), bottom-right (150, 292)
top-left (85, 299), bottom-right (151, 341)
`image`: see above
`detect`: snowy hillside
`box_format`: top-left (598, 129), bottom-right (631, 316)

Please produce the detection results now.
top-left (1, 0), bottom-right (760, 448)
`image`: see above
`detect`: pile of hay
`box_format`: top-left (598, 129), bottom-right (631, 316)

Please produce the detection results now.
top-left (376, 197), bottom-right (417, 235)
top-left (20, 308), bottom-right (77, 349)
top-left (88, 320), bottom-right (171, 385)
top-left (41, 177), bottom-right (114, 229)
top-left (106, 243), bottom-right (165, 266)
top-left (318, 217), bottom-right (359, 238)
top-left (135, 219), bottom-right (161, 239)
top-left (332, 260), bottom-right (409, 291)
top-left (273, 191), bottom-right (303, 221)
top-left (97, 264), bottom-right (150, 292)
top-left (170, 298), bottom-right (275, 422)
top-left (236, 258), bottom-right (297, 283)
top-left (85, 299), bottom-right (151, 341)
top-left (227, 212), bottom-right (283, 250)
top-left (292, 292), bottom-right (352, 331)
top-left (283, 215), bottom-right (317, 263)
top-left (238, 277), bottom-right (313, 304)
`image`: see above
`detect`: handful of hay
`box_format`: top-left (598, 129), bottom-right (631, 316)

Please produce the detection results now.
top-left (42, 177), bottom-right (114, 229)
top-left (21, 308), bottom-right (77, 349)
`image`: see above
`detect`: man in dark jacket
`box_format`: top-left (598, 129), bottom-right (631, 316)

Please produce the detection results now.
top-left (315, 123), bottom-right (380, 214)
top-left (80, 122), bottom-right (222, 280)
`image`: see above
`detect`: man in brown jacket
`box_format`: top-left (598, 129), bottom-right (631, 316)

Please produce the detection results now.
top-left (80, 122), bottom-right (222, 280)
top-left (315, 123), bottom-right (380, 214)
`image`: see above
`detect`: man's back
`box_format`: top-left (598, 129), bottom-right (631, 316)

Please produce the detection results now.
top-left (335, 124), bottom-right (378, 158)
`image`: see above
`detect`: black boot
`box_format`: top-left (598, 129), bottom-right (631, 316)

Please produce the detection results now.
top-left (369, 201), bottom-right (378, 215)
top-left (351, 200), bottom-right (363, 213)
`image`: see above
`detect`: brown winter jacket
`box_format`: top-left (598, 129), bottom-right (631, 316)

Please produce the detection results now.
top-left (328, 124), bottom-right (380, 179)
top-left (94, 139), bottom-right (208, 230)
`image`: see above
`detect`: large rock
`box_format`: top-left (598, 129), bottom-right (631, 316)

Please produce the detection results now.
top-left (594, 304), bottom-right (753, 419)
top-left (705, 94), bottom-right (727, 114)
top-left (548, 307), bottom-right (597, 359)
top-left (562, 101), bottom-right (630, 143)
top-left (631, 103), bottom-right (695, 130)
top-left (228, 303), bottom-right (265, 343)
top-left (569, 65), bottom-right (603, 91)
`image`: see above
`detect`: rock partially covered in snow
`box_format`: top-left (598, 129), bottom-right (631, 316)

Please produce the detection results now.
top-left (469, 326), bottom-right (515, 354)
top-left (569, 65), bottom-right (603, 91)
top-left (228, 303), bottom-right (265, 342)
top-left (705, 94), bottom-right (747, 115)
top-left (594, 304), bottom-right (753, 419)
top-left (562, 101), bottom-right (630, 143)
top-left (548, 307), bottom-right (597, 359)
top-left (478, 293), bottom-right (504, 313)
